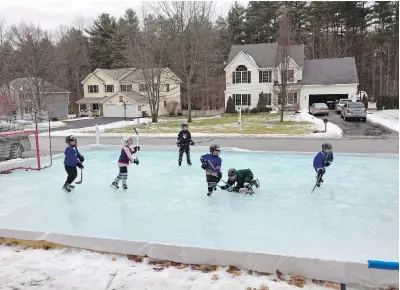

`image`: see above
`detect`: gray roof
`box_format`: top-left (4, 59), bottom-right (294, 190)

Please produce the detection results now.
top-left (9, 78), bottom-right (69, 93)
top-left (275, 44), bottom-right (305, 67)
top-left (122, 91), bottom-right (147, 103)
top-left (227, 43), bottom-right (278, 68)
top-left (98, 68), bottom-right (134, 81)
top-left (301, 57), bottom-right (359, 85)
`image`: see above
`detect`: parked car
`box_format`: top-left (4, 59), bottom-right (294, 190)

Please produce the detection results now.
top-left (335, 99), bottom-right (352, 114)
top-left (0, 123), bottom-right (32, 159)
top-left (340, 102), bottom-right (367, 122)
top-left (309, 103), bottom-right (329, 116)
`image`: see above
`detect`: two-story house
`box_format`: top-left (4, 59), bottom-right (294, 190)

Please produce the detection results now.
top-left (225, 43), bottom-right (359, 111)
top-left (78, 67), bottom-right (181, 117)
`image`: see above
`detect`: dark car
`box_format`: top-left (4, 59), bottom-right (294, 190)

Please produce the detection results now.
top-left (0, 123), bottom-right (32, 159)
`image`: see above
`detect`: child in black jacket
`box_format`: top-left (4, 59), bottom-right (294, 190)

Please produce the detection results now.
top-left (176, 122), bottom-right (194, 166)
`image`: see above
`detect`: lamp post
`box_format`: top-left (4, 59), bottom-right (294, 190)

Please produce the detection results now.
top-left (120, 100), bottom-right (127, 121)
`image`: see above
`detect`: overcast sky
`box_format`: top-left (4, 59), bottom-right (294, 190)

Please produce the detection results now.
top-left (0, 0), bottom-right (249, 31)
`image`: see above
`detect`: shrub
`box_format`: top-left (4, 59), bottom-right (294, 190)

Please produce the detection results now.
top-left (249, 108), bottom-right (259, 114)
top-left (376, 95), bottom-right (399, 110)
top-left (225, 96), bottom-right (237, 113)
top-left (362, 95), bottom-right (368, 109)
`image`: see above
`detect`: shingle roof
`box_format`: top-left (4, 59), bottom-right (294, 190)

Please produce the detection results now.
top-left (300, 57), bottom-right (359, 85)
top-left (98, 68), bottom-right (135, 81)
top-left (227, 43), bottom-right (278, 68)
top-left (275, 44), bottom-right (305, 67)
top-left (9, 78), bottom-right (69, 93)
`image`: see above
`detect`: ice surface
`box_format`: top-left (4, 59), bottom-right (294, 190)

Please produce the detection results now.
top-left (0, 147), bottom-right (398, 263)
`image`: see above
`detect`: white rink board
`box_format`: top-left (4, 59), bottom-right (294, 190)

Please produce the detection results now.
top-left (0, 228), bottom-right (397, 287)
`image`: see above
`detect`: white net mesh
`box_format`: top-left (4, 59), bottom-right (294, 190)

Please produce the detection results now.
top-left (0, 121), bottom-right (53, 173)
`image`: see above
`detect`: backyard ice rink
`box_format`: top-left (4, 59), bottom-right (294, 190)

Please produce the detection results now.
top-left (0, 147), bottom-right (398, 264)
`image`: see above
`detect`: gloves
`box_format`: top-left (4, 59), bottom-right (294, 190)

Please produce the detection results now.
top-left (176, 140), bottom-right (180, 147)
top-left (227, 186), bottom-right (236, 192)
top-left (133, 158), bottom-right (139, 165)
top-left (201, 162), bottom-right (208, 170)
top-left (217, 172), bottom-right (222, 179)
top-left (133, 146), bottom-right (140, 152)
top-left (78, 155), bottom-right (85, 163)
top-left (77, 163), bottom-right (84, 169)
top-left (189, 140), bottom-right (194, 146)
top-left (324, 161), bottom-right (331, 167)
top-left (317, 168), bottom-right (325, 175)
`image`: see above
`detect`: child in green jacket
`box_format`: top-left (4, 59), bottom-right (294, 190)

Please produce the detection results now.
top-left (221, 168), bottom-right (260, 195)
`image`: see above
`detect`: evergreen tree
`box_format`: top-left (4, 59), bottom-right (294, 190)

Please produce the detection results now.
top-left (256, 92), bottom-right (268, 112)
top-left (227, 2), bottom-right (247, 44)
top-left (225, 96), bottom-right (236, 113)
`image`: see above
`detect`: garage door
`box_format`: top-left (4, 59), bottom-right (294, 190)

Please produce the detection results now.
top-left (125, 104), bottom-right (135, 117)
top-left (309, 94), bottom-right (349, 107)
top-left (103, 104), bottom-right (121, 117)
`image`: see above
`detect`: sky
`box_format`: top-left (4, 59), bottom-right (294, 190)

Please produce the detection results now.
top-left (0, 0), bottom-right (249, 32)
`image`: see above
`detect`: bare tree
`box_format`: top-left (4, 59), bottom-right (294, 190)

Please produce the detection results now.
top-left (154, 1), bottom-right (214, 122)
top-left (126, 7), bottom-right (179, 122)
top-left (9, 23), bottom-right (57, 122)
top-left (272, 7), bottom-right (302, 122)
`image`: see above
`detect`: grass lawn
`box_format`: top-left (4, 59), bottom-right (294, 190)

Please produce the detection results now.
top-left (104, 113), bottom-right (316, 135)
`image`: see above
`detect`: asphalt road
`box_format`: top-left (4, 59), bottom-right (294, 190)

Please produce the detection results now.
top-left (45, 136), bottom-right (399, 155)
top-left (52, 117), bottom-right (137, 132)
top-left (316, 111), bottom-right (398, 138)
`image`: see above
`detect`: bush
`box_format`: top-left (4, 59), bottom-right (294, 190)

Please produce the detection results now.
top-left (225, 96), bottom-right (237, 113)
top-left (249, 108), bottom-right (259, 113)
top-left (242, 108), bottom-right (250, 114)
top-left (376, 95), bottom-right (399, 110)
top-left (362, 95), bottom-right (368, 109)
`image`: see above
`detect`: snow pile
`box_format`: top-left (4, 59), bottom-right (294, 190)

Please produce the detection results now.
top-left (286, 110), bottom-right (343, 138)
top-left (0, 244), bottom-right (335, 290)
top-left (367, 109), bottom-right (399, 132)
top-left (15, 120), bottom-right (67, 129)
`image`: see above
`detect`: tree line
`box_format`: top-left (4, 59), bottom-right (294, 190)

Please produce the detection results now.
top-left (0, 1), bottom-right (398, 122)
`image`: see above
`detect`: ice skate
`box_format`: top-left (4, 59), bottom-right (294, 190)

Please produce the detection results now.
top-left (62, 184), bottom-right (71, 193)
top-left (122, 184), bottom-right (128, 190)
top-left (178, 160), bottom-right (182, 166)
top-left (207, 191), bottom-right (212, 196)
top-left (111, 182), bottom-right (119, 189)
top-left (251, 178), bottom-right (260, 188)
top-left (68, 184), bottom-right (75, 189)
top-left (187, 160), bottom-right (192, 166)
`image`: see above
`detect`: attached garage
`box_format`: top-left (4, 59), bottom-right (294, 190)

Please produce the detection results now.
top-left (309, 94), bottom-right (349, 106)
top-left (103, 104), bottom-right (121, 117)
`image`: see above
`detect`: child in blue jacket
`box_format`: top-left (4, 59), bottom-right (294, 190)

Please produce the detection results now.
top-left (200, 144), bottom-right (222, 196)
top-left (313, 142), bottom-right (334, 187)
top-left (63, 135), bottom-right (84, 193)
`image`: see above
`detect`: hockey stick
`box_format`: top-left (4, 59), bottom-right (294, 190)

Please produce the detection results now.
top-left (194, 138), bottom-right (214, 145)
top-left (311, 167), bottom-right (325, 193)
top-left (133, 127), bottom-right (140, 164)
top-left (76, 168), bottom-right (83, 184)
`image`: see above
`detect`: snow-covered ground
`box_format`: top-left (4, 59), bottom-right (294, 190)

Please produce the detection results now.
top-left (64, 117), bottom-right (94, 122)
top-left (15, 120), bottom-right (67, 129)
top-left (44, 112), bottom-right (343, 139)
top-left (367, 110), bottom-right (399, 132)
top-left (0, 244), bottom-right (337, 290)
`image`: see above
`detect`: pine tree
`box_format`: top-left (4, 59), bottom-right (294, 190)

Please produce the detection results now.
top-left (227, 2), bottom-right (247, 44)
top-left (256, 92), bottom-right (267, 112)
top-left (225, 96), bottom-right (236, 113)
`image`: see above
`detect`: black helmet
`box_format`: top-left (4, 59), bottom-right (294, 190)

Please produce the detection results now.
top-left (65, 135), bottom-right (76, 144)
top-left (181, 122), bottom-right (188, 128)
top-left (228, 168), bottom-right (237, 181)
top-left (210, 144), bottom-right (220, 153)
top-left (322, 142), bottom-right (332, 150)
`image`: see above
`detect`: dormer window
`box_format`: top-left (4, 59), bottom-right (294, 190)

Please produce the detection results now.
top-left (288, 70), bottom-right (295, 82)
top-left (232, 65), bottom-right (251, 84)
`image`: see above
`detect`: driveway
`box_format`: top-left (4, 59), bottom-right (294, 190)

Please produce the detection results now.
top-left (52, 117), bottom-right (136, 132)
top-left (316, 111), bottom-right (398, 138)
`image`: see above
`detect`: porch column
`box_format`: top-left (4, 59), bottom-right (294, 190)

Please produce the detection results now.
top-left (78, 103), bottom-right (81, 117)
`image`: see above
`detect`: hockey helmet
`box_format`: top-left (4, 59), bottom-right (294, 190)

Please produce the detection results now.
top-left (228, 168), bottom-right (237, 181)
top-left (65, 135), bottom-right (76, 144)
top-left (322, 142), bottom-right (332, 153)
top-left (210, 144), bottom-right (220, 154)
top-left (181, 122), bottom-right (188, 129)
top-left (121, 135), bottom-right (133, 146)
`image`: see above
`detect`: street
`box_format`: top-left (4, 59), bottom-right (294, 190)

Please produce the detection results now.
top-left (316, 111), bottom-right (397, 138)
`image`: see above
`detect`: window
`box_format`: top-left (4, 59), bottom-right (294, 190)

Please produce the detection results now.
top-left (120, 84), bottom-right (132, 92)
top-left (92, 103), bottom-right (100, 111)
top-left (139, 84), bottom-right (148, 92)
top-left (119, 96), bottom-right (123, 102)
top-left (259, 70), bottom-right (272, 83)
top-left (259, 93), bottom-right (272, 106)
top-left (233, 94), bottom-right (251, 106)
top-left (105, 85), bottom-right (114, 93)
top-left (287, 92), bottom-right (297, 105)
top-left (138, 105), bottom-right (142, 111)
top-left (88, 85), bottom-right (98, 93)
top-left (165, 84), bottom-right (170, 92)
top-left (288, 70), bottom-right (295, 82)
top-left (232, 65), bottom-right (251, 84)
top-left (164, 100), bottom-right (167, 107)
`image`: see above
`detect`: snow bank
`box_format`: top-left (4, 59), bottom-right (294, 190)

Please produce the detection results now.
top-left (64, 117), bottom-right (94, 122)
top-left (367, 110), bottom-right (399, 132)
top-left (0, 244), bottom-right (336, 290)
top-left (16, 120), bottom-right (67, 129)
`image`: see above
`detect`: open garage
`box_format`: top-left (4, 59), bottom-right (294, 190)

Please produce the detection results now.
top-left (309, 94), bottom-right (349, 107)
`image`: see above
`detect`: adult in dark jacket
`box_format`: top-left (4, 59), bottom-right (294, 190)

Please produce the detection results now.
top-left (176, 122), bottom-right (194, 166)
top-left (221, 168), bottom-right (260, 194)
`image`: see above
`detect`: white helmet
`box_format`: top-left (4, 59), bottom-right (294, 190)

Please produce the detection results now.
top-left (121, 135), bottom-right (132, 146)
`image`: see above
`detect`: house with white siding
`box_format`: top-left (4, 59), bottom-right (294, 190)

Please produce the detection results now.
top-left (224, 43), bottom-right (359, 111)
top-left (79, 67), bottom-right (181, 117)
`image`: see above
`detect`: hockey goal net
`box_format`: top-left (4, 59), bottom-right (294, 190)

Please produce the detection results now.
top-left (0, 124), bottom-right (53, 174)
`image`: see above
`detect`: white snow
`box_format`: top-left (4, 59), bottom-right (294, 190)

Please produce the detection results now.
top-left (15, 120), bottom-right (67, 129)
top-left (367, 109), bottom-right (399, 132)
top-left (291, 110), bottom-right (343, 138)
top-left (64, 117), bottom-right (94, 122)
top-left (0, 244), bottom-right (335, 290)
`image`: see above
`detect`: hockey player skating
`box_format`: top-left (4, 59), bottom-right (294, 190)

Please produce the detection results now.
top-left (176, 122), bottom-right (194, 166)
top-left (111, 136), bottom-right (140, 190)
top-left (63, 135), bottom-right (84, 193)
top-left (221, 168), bottom-right (260, 195)
top-left (313, 142), bottom-right (334, 190)
top-left (200, 144), bottom-right (222, 196)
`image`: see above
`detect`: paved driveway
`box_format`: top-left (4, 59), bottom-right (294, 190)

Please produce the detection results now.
top-left (53, 117), bottom-right (136, 132)
top-left (316, 111), bottom-right (398, 138)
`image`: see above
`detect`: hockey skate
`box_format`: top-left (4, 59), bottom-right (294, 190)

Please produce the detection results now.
top-left (111, 182), bottom-right (119, 189)
top-left (62, 184), bottom-right (71, 193)
top-left (251, 178), bottom-right (260, 188)
top-left (122, 184), bottom-right (128, 190)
